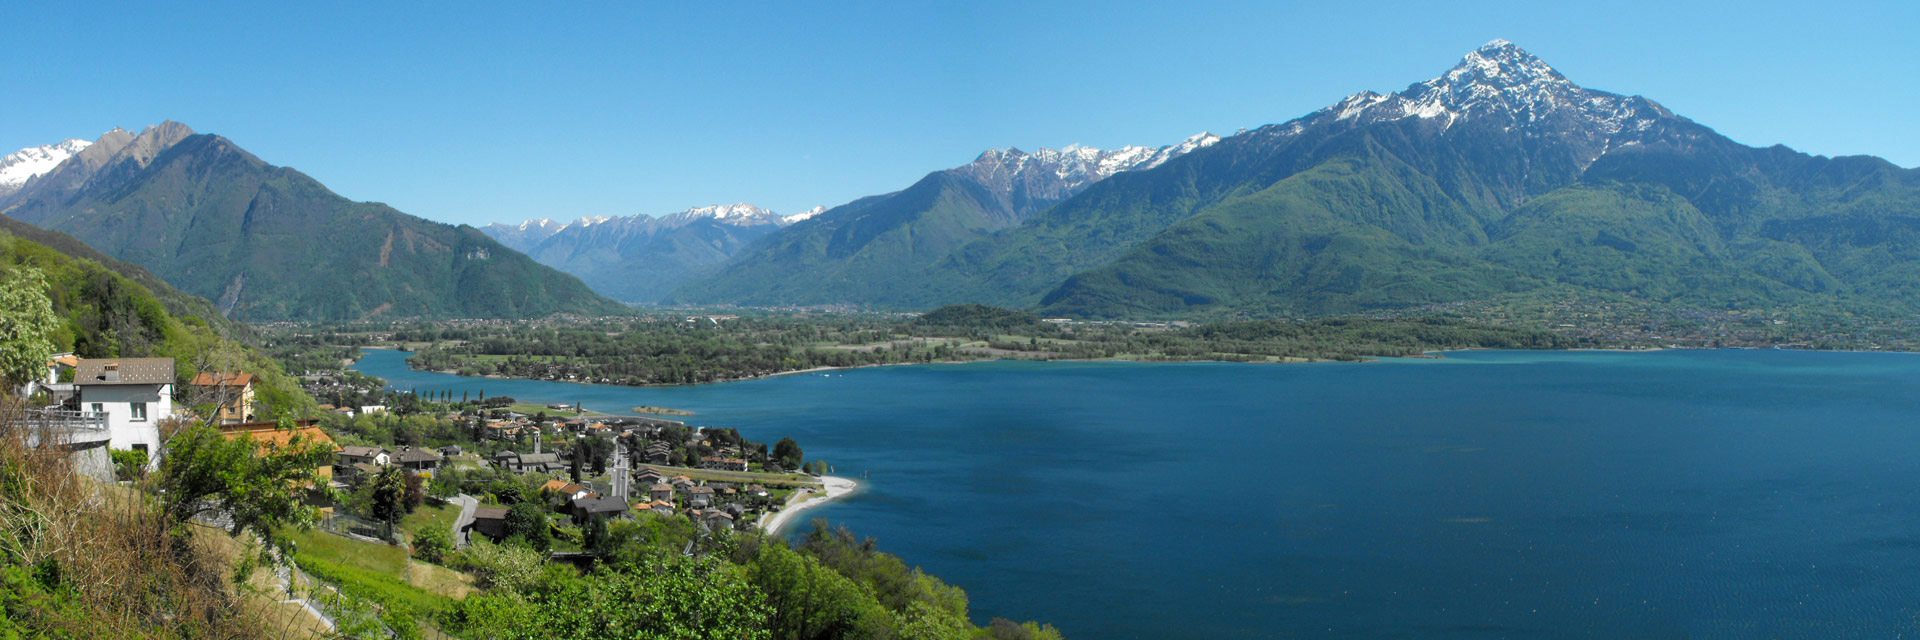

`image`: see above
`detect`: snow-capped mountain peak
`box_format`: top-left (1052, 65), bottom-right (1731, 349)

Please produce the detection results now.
top-left (486, 203), bottom-right (824, 251)
top-left (955, 131), bottom-right (1220, 199)
top-left (782, 205), bottom-right (826, 224)
top-left (674, 203), bottom-right (779, 223)
top-left (0, 137), bottom-right (92, 194)
top-left (1288, 39), bottom-right (1675, 159)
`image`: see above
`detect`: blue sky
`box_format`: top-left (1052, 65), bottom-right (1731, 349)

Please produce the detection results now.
top-left (4, 1), bottom-right (1914, 227)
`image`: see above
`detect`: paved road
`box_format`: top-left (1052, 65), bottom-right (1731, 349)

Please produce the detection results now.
top-left (449, 494), bottom-right (479, 548)
top-left (612, 440), bottom-right (631, 501)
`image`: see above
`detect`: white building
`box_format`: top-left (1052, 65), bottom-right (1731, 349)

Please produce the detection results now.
top-left (75, 358), bottom-right (175, 466)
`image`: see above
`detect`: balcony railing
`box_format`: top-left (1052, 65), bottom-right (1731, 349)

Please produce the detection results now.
top-left (0, 407), bottom-right (111, 446)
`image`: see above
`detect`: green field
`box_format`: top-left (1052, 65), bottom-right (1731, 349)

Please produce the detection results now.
top-left (638, 464), bottom-right (820, 486)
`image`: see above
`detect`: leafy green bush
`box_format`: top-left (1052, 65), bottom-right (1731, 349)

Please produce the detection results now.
top-left (110, 448), bottom-right (148, 481)
top-left (411, 526), bottom-right (453, 564)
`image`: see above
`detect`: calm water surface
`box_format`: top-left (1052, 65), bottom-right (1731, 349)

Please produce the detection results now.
top-left (354, 348), bottom-right (1920, 638)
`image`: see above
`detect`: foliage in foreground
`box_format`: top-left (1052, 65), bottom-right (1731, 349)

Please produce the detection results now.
top-left (0, 411), bottom-right (278, 638)
top-left (157, 419), bottom-right (335, 552)
top-left (439, 519), bottom-right (1063, 640)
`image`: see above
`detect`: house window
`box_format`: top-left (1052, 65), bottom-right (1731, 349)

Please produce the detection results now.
top-left (131, 402), bottom-right (148, 422)
top-left (89, 402), bottom-right (104, 415)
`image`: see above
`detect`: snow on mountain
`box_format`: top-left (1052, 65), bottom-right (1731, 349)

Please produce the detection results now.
top-left (956, 131), bottom-right (1220, 198)
top-left (1249, 39), bottom-right (1678, 169)
top-left (781, 205), bottom-right (826, 224)
top-left (484, 202), bottom-right (823, 253)
top-left (658, 203), bottom-right (791, 226)
top-left (0, 138), bottom-right (91, 195)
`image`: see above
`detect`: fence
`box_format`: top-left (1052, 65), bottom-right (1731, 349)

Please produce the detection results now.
top-left (318, 512), bottom-right (398, 543)
top-left (0, 407), bottom-right (109, 445)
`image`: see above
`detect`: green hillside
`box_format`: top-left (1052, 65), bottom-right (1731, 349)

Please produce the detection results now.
top-left (673, 172), bottom-right (1014, 306)
top-left (3, 129), bottom-right (630, 322)
top-left (664, 43), bottom-right (1920, 323)
top-left (0, 224), bottom-right (310, 415)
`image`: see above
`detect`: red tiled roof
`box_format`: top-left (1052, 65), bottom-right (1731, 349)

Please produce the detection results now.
top-left (190, 371), bottom-right (255, 387)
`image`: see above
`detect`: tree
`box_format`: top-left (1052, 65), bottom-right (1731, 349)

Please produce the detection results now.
top-left (583, 513), bottom-right (612, 561)
top-left (570, 445), bottom-right (585, 483)
top-left (404, 471), bottom-right (426, 513)
top-left (504, 500), bottom-right (551, 553)
top-left (451, 554), bottom-right (771, 640)
top-left (156, 419), bottom-right (335, 550)
top-left (0, 266), bottom-right (57, 388)
top-left (412, 525), bottom-right (453, 564)
top-left (367, 466), bottom-right (408, 539)
top-left (749, 540), bottom-right (891, 639)
top-left (774, 437), bottom-right (803, 472)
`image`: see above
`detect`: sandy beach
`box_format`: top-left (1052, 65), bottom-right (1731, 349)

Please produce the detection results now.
top-left (761, 475), bottom-right (859, 536)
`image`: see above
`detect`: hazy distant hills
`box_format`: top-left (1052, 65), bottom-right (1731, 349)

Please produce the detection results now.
top-left (481, 204), bottom-right (824, 303)
top-left (671, 40), bottom-right (1920, 317)
top-left (0, 122), bottom-right (629, 321)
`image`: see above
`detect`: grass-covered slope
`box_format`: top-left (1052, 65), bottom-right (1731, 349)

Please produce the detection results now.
top-left (1026, 120), bottom-right (1920, 318)
top-left (4, 132), bottom-right (630, 321)
top-left (673, 171), bottom-right (1018, 307)
top-left (0, 225), bottom-right (310, 415)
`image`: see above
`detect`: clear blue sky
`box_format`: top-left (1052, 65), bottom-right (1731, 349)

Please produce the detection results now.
top-left (4, 1), bottom-right (1914, 227)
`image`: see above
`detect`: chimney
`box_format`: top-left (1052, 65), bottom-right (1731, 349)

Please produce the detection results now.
top-left (103, 362), bottom-right (120, 382)
top-left (534, 435), bottom-right (541, 455)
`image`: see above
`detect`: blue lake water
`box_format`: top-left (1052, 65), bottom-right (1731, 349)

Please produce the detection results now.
top-left (354, 348), bottom-right (1920, 638)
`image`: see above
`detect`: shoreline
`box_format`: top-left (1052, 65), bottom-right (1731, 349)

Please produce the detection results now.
top-left (761, 475), bottom-right (859, 537)
top-left (365, 344), bottom-right (1917, 395)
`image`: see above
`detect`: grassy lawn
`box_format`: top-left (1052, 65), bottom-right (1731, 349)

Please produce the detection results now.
top-left (406, 561), bottom-right (475, 599)
top-left (286, 514), bottom-right (476, 607)
top-left (502, 401), bottom-right (607, 417)
top-left (637, 463), bottom-right (821, 486)
top-left (288, 527), bottom-right (408, 576)
top-left (399, 502), bottom-right (461, 542)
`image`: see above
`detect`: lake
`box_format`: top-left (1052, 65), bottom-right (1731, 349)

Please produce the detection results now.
top-left (353, 348), bottom-right (1920, 638)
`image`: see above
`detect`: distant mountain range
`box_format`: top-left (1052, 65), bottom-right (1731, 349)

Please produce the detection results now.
top-left (483, 134), bottom-right (1219, 304)
top-left (661, 40), bottom-right (1918, 317)
top-left (0, 123), bottom-right (628, 321)
top-left (480, 203), bottom-right (824, 302)
top-left (0, 138), bottom-right (92, 198)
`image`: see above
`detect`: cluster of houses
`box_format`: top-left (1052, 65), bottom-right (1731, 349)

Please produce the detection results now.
top-left (475, 413), bottom-right (674, 443)
top-left (9, 353), bottom-right (811, 555)
top-left (464, 463), bottom-right (776, 543)
top-left (334, 443), bottom-right (453, 483)
top-left (11, 354), bottom-right (274, 477)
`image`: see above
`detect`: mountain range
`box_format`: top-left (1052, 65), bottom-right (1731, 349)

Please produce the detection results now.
top-left (482, 133), bottom-right (1219, 304)
top-left (480, 203), bottom-right (824, 302)
top-left (653, 40), bottom-right (1915, 317)
top-left (7, 40), bottom-right (1917, 323)
top-left (0, 123), bottom-right (628, 321)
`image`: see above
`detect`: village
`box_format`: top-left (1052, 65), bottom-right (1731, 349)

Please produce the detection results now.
top-left (9, 351), bottom-right (840, 558)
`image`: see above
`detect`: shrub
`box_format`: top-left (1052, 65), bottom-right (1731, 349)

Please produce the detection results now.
top-left (411, 525), bottom-right (453, 564)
